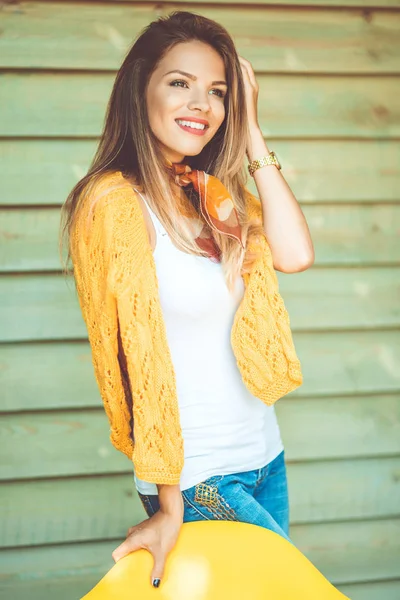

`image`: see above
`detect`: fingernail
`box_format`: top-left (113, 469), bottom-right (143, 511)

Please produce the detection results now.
top-left (152, 578), bottom-right (161, 588)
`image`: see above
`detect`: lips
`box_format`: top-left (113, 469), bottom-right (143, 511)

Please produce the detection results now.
top-left (175, 117), bottom-right (210, 126)
top-left (175, 119), bottom-right (209, 136)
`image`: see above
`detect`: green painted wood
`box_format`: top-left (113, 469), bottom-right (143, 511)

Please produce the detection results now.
top-left (0, 140), bottom-right (98, 207)
top-left (1, 2), bottom-right (398, 598)
top-left (0, 519), bottom-right (399, 600)
top-left (0, 540), bottom-right (115, 600)
top-left (277, 395), bottom-right (400, 461)
top-left (0, 274), bottom-right (85, 343)
top-left (2, 331), bottom-right (399, 412)
top-left (1, 208), bottom-right (65, 272)
top-left (338, 580), bottom-right (400, 600)
top-left (1, 268), bottom-right (399, 343)
top-left (301, 204), bottom-right (400, 265)
top-left (2, 395), bottom-right (399, 480)
top-left (294, 519), bottom-right (400, 583)
top-left (0, 409), bottom-right (129, 480)
top-left (2, 203), bottom-right (400, 272)
top-left (2, 475), bottom-right (147, 548)
top-left (292, 331), bottom-right (400, 399)
top-left (1, 139), bottom-right (399, 206)
top-left (3, 578), bottom-right (398, 600)
top-left (30, 0), bottom-right (400, 7)
top-left (161, 0), bottom-right (400, 6)
top-left (1, 73), bottom-right (399, 138)
top-left (0, 3), bottom-right (156, 70)
top-left (2, 3), bottom-right (399, 73)
top-left (2, 457), bottom-right (399, 547)
top-left (0, 342), bottom-right (98, 412)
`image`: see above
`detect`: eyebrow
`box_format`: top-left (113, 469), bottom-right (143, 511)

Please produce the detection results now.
top-left (163, 69), bottom-right (228, 86)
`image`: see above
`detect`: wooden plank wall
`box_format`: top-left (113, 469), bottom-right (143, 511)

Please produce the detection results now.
top-left (1, 1), bottom-right (399, 598)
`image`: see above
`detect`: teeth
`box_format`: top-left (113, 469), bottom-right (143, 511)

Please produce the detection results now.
top-left (176, 119), bottom-right (206, 130)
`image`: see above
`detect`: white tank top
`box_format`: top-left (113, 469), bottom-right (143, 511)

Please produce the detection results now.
top-left (133, 190), bottom-right (284, 494)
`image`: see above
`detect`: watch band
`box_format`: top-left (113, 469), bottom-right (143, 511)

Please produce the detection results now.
top-left (248, 151), bottom-right (281, 176)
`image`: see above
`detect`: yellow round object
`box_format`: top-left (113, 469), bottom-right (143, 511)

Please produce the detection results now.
top-left (82, 521), bottom-right (349, 600)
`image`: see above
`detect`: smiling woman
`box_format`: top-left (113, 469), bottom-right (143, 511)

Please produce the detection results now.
top-left (59, 9), bottom-right (310, 593)
top-left (146, 41), bottom-right (228, 160)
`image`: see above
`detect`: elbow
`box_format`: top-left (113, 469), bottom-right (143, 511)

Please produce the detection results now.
top-left (274, 248), bottom-right (315, 274)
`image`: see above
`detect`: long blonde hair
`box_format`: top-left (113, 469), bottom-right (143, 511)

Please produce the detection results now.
top-left (59, 10), bottom-right (264, 292)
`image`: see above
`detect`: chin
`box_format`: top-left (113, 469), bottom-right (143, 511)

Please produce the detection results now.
top-left (181, 141), bottom-right (209, 155)
top-left (182, 148), bottom-right (204, 157)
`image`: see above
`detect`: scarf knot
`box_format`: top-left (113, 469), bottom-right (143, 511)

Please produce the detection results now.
top-left (165, 160), bottom-right (244, 262)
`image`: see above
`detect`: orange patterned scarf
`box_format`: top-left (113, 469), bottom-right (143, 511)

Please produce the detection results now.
top-left (166, 160), bottom-right (244, 262)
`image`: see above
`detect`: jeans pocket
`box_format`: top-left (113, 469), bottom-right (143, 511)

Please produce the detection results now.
top-left (182, 474), bottom-right (238, 522)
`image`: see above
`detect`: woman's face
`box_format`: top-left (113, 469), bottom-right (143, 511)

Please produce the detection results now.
top-left (146, 40), bottom-right (228, 164)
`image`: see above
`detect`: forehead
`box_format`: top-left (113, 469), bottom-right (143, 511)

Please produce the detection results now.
top-left (157, 41), bottom-right (225, 76)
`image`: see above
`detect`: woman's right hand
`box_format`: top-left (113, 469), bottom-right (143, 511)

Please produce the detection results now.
top-left (111, 507), bottom-right (184, 588)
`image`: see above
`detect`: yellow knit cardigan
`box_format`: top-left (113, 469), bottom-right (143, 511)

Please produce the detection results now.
top-left (70, 170), bottom-right (303, 484)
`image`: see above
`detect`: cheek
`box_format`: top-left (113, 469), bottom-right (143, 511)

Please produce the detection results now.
top-left (147, 89), bottom-right (177, 126)
top-left (213, 101), bottom-right (226, 127)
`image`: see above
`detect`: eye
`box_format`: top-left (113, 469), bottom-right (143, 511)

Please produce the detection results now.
top-left (170, 79), bottom-right (226, 98)
top-left (211, 88), bottom-right (226, 98)
top-left (170, 79), bottom-right (189, 89)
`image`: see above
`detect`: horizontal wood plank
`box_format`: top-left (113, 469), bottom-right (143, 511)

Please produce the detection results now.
top-left (1, 139), bottom-right (399, 207)
top-left (1, 519), bottom-right (399, 600)
top-left (1, 268), bottom-right (399, 343)
top-left (2, 3), bottom-right (399, 73)
top-left (159, 0), bottom-right (400, 6)
top-left (279, 266), bottom-right (400, 330)
top-left (277, 394), bottom-right (400, 461)
top-left (1, 395), bottom-right (399, 480)
top-left (338, 580), bottom-right (400, 600)
top-left (2, 203), bottom-right (400, 272)
top-left (294, 518), bottom-right (400, 584)
top-left (1, 73), bottom-right (398, 138)
top-left (8, 0), bottom-right (400, 10)
top-left (0, 341), bottom-right (97, 412)
top-left (2, 457), bottom-right (399, 547)
top-left (1, 330), bottom-right (399, 412)
top-left (6, 576), bottom-right (399, 600)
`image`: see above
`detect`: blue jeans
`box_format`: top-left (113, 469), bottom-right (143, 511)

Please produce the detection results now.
top-left (137, 450), bottom-right (291, 543)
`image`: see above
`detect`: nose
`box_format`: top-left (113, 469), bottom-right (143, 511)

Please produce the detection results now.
top-left (187, 91), bottom-right (211, 113)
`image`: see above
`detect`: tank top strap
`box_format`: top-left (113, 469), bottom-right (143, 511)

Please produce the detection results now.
top-left (132, 187), bottom-right (165, 235)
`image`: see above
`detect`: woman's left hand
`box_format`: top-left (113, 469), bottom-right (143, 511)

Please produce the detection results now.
top-left (238, 55), bottom-right (260, 134)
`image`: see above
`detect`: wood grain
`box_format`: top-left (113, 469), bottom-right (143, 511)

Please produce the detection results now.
top-left (1, 396), bottom-right (399, 480)
top-left (1, 73), bottom-right (398, 137)
top-left (1, 4), bottom-right (399, 72)
top-left (1, 139), bottom-right (398, 207)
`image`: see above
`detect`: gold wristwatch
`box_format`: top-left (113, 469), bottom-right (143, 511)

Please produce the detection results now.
top-left (248, 151), bottom-right (281, 176)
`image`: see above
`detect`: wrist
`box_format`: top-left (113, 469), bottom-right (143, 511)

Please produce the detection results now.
top-left (246, 127), bottom-right (270, 162)
top-left (157, 483), bottom-right (184, 520)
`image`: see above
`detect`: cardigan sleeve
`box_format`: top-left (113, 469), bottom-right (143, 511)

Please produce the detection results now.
top-left (70, 191), bottom-right (134, 459)
top-left (107, 185), bottom-right (185, 485)
top-left (71, 178), bottom-right (184, 484)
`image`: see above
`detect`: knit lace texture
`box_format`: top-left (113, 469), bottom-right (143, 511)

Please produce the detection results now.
top-left (70, 171), bottom-right (303, 484)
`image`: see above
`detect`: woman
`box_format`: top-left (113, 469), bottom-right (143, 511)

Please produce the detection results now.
top-left (60, 11), bottom-right (314, 590)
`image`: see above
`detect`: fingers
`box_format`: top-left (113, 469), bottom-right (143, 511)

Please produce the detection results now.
top-left (238, 56), bottom-right (258, 90)
top-left (112, 528), bottom-right (144, 563)
top-left (112, 530), bottom-right (166, 588)
top-left (150, 546), bottom-right (167, 588)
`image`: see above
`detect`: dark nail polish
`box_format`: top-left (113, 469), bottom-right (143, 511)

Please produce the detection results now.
top-left (152, 578), bottom-right (161, 588)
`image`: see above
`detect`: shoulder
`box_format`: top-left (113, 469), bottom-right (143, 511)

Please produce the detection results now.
top-left (78, 171), bottom-right (143, 230)
top-left (72, 171), bottom-right (148, 264)
top-left (89, 170), bottom-right (140, 211)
